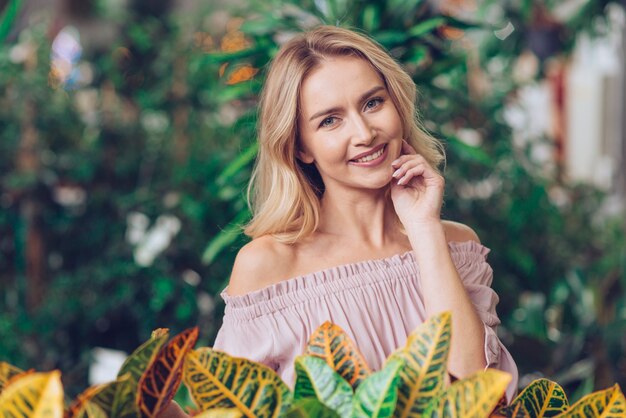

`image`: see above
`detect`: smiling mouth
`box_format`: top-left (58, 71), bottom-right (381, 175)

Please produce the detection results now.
top-left (350, 144), bottom-right (386, 163)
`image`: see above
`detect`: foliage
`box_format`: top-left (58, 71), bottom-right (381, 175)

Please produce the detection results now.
top-left (0, 0), bottom-right (625, 405)
top-left (202, 0), bottom-right (626, 399)
top-left (3, 313), bottom-right (626, 418)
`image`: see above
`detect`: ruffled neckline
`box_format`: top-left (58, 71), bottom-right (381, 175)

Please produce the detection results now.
top-left (221, 240), bottom-right (490, 313)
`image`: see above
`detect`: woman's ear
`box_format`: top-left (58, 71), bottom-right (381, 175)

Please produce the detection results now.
top-left (297, 147), bottom-right (315, 164)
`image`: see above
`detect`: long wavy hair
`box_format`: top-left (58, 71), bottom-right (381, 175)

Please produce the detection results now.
top-left (244, 25), bottom-right (444, 243)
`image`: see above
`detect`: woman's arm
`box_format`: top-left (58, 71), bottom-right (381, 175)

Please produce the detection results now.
top-left (390, 142), bottom-right (487, 377)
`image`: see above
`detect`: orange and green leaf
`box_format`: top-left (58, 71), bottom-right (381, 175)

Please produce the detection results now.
top-left (498, 378), bottom-right (568, 417)
top-left (556, 384), bottom-right (625, 418)
top-left (390, 311), bottom-right (452, 417)
top-left (0, 371), bottom-right (64, 418)
top-left (305, 321), bottom-right (371, 388)
top-left (183, 348), bottom-right (291, 418)
top-left (426, 368), bottom-right (511, 418)
top-left (137, 327), bottom-right (199, 418)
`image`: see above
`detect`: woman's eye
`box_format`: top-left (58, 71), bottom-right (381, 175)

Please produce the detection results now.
top-left (320, 116), bottom-right (337, 128)
top-left (365, 98), bottom-right (383, 110)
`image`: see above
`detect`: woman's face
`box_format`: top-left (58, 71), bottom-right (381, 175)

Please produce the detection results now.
top-left (297, 56), bottom-right (404, 194)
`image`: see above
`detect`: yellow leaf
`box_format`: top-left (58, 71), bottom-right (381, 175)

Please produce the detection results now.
top-left (0, 362), bottom-right (25, 392)
top-left (193, 408), bottom-right (243, 418)
top-left (183, 348), bottom-right (291, 418)
top-left (556, 384), bottom-right (626, 418)
top-left (391, 311), bottom-right (452, 417)
top-left (498, 378), bottom-right (568, 417)
top-left (0, 371), bottom-right (64, 418)
top-left (428, 368), bottom-right (511, 418)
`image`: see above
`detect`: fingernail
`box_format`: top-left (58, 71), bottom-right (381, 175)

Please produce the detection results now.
top-left (392, 169), bottom-right (402, 178)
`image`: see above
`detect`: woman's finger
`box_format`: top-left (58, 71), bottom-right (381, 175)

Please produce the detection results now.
top-left (397, 164), bottom-right (426, 185)
top-left (401, 140), bottom-right (417, 155)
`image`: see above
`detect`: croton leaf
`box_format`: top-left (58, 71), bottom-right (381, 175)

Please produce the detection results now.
top-left (110, 329), bottom-right (169, 418)
top-left (389, 310), bottom-right (452, 417)
top-left (193, 408), bottom-right (244, 418)
top-left (426, 368), bottom-right (511, 418)
top-left (352, 358), bottom-right (403, 418)
top-left (0, 361), bottom-right (25, 392)
top-left (498, 378), bottom-right (568, 417)
top-left (282, 398), bottom-right (341, 418)
top-left (119, 329), bottom-right (170, 382)
top-left (69, 377), bottom-right (130, 418)
top-left (0, 370), bottom-right (64, 418)
top-left (555, 384), bottom-right (625, 417)
top-left (183, 347), bottom-right (290, 418)
top-left (304, 321), bottom-right (371, 389)
top-left (294, 355), bottom-right (353, 417)
top-left (137, 327), bottom-right (199, 418)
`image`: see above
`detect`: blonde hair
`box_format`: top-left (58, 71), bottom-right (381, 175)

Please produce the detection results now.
top-left (244, 25), bottom-right (444, 243)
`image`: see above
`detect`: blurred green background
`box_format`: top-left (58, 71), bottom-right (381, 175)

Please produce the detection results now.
top-left (1, 0), bottom-right (625, 402)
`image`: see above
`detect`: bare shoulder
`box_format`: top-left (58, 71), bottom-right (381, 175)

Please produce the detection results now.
top-left (227, 235), bottom-right (296, 296)
top-left (442, 220), bottom-right (481, 244)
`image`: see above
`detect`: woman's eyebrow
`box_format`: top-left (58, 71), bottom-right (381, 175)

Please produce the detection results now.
top-left (307, 85), bottom-right (386, 122)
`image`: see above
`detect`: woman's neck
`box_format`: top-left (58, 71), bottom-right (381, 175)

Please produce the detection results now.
top-left (317, 186), bottom-right (399, 248)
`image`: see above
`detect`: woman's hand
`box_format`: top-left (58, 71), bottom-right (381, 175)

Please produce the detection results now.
top-left (390, 141), bottom-right (444, 227)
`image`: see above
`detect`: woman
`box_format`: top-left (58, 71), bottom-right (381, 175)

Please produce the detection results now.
top-left (214, 25), bottom-right (518, 400)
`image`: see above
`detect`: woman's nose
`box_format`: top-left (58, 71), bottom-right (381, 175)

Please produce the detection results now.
top-left (350, 114), bottom-right (375, 145)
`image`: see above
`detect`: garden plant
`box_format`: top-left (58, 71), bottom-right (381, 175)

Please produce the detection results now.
top-left (1, 312), bottom-right (625, 418)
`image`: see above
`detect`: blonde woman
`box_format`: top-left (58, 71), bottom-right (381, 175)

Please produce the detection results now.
top-left (214, 25), bottom-right (518, 401)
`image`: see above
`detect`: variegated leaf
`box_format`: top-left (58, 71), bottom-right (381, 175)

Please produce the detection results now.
top-left (304, 321), bottom-right (371, 388)
top-left (294, 355), bottom-right (352, 417)
top-left (426, 369), bottom-right (511, 418)
top-left (118, 329), bottom-right (170, 381)
top-left (0, 371), bottom-right (64, 418)
top-left (110, 329), bottom-right (169, 418)
top-left (110, 374), bottom-right (138, 418)
top-left (555, 384), bottom-right (625, 418)
top-left (69, 377), bottom-right (130, 418)
top-left (193, 408), bottom-right (244, 418)
top-left (0, 362), bottom-right (25, 392)
top-left (498, 378), bottom-right (568, 417)
top-left (73, 402), bottom-right (108, 418)
top-left (283, 398), bottom-right (341, 418)
top-left (137, 327), bottom-right (198, 418)
top-left (352, 358), bottom-right (403, 418)
top-left (390, 311), bottom-right (452, 417)
top-left (183, 347), bottom-right (290, 418)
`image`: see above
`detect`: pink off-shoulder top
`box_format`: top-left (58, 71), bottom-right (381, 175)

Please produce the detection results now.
top-left (213, 241), bottom-right (519, 401)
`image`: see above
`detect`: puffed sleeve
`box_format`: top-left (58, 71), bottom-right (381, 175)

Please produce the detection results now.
top-left (452, 241), bottom-right (519, 402)
top-left (211, 291), bottom-right (278, 371)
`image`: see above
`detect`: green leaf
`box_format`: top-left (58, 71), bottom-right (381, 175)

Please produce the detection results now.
top-left (446, 136), bottom-right (493, 166)
top-left (294, 355), bottom-right (353, 417)
top-left (408, 18), bottom-right (446, 38)
top-left (202, 208), bottom-right (250, 265)
top-left (498, 378), bottom-right (568, 417)
top-left (556, 384), bottom-right (625, 417)
top-left (352, 358), bottom-right (403, 418)
top-left (361, 5), bottom-right (380, 32)
top-left (426, 369), bottom-right (512, 418)
top-left (216, 143), bottom-right (258, 187)
top-left (283, 399), bottom-right (341, 418)
top-left (390, 311), bottom-right (452, 416)
top-left (0, 0), bottom-right (21, 43)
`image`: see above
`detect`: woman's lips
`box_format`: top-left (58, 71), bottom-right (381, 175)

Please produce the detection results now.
top-left (349, 144), bottom-right (387, 166)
